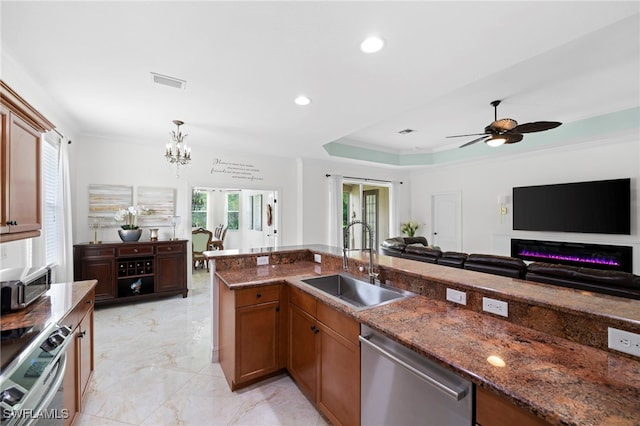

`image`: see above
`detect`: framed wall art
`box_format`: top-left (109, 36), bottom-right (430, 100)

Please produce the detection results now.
top-left (88, 184), bottom-right (133, 227)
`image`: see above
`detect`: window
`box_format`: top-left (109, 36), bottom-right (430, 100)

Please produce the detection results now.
top-left (227, 193), bottom-right (239, 230)
top-left (342, 191), bottom-right (350, 227)
top-left (43, 137), bottom-right (60, 265)
top-left (191, 191), bottom-right (208, 228)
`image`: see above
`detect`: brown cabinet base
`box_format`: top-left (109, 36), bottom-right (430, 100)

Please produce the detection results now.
top-left (219, 283), bottom-right (286, 391)
top-left (73, 241), bottom-right (188, 306)
top-left (62, 288), bottom-right (95, 426)
top-left (476, 386), bottom-right (551, 426)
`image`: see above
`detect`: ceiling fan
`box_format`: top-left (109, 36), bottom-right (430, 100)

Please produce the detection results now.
top-left (448, 100), bottom-right (562, 148)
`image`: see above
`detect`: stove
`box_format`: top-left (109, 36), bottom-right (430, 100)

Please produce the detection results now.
top-left (0, 326), bottom-right (45, 374)
top-left (0, 321), bottom-right (73, 424)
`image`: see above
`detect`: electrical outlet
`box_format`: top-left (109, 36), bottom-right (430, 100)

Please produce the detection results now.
top-left (482, 297), bottom-right (508, 317)
top-left (256, 256), bottom-right (269, 266)
top-left (608, 327), bottom-right (640, 357)
top-left (314, 254), bottom-right (322, 263)
top-left (446, 288), bottom-right (467, 305)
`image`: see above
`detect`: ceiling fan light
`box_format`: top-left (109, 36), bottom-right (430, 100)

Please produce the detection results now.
top-left (486, 137), bottom-right (506, 147)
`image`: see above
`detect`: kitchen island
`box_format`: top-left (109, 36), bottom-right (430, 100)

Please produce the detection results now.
top-left (206, 245), bottom-right (640, 426)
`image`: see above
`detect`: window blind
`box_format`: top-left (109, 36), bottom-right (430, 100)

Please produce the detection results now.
top-left (43, 136), bottom-right (60, 265)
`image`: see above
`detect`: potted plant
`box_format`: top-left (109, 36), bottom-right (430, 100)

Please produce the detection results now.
top-left (114, 205), bottom-right (149, 241)
top-left (400, 221), bottom-right (419, 238)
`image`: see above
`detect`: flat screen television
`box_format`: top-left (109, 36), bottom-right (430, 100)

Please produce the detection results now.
top-left (512, 178), bottom-right (631, 235)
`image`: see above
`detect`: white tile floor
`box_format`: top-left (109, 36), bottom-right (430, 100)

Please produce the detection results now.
top-left (77, 269), bottom-right (328, 426)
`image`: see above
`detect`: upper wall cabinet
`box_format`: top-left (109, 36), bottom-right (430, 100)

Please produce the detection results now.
top-left (1, 81), bottom-right (55, 243)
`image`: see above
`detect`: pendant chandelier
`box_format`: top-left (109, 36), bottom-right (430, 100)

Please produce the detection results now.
top-left (165, 120), bottom-right (191, 177)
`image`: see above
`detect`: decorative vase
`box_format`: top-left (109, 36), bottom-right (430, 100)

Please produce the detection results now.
top-left (149, 228), bottom-right (159, 241)
top-left (118, 228), bottom-right (142, 242)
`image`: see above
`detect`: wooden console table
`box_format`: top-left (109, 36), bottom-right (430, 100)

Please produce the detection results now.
top-left (73, 240), bottom-right (188, 305)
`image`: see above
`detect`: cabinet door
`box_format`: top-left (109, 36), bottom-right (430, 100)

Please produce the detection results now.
top-left (1, 110), bottom-right (41, 237)
top-left (317, 321), bottom-right (360, 426)
top-left (77, 307), bottom-right (94, 406)
top-left (0, 107), bottom-right (8, 235)
top-left (236, 301), bottom-right (280, 384)
top-left (82, 259), bottom-right (116, 300)
top-left (156, 253), bottom-right (185, 293)
top-left (62, 328), bottom-right (79, 426)
top-left (288, 303), bottom-right (318, 401)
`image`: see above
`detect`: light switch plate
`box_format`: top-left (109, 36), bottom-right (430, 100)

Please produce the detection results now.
top-left (314, 254), bottom-right (322, 263)
top-left (608, 327), bottom-right (640, 357)
top-left (446, 288), bottom-right (467, 305)
top-left (483, 297), bottom-right (508, 317)
top-left (257, 256), bottom-right (269, 266)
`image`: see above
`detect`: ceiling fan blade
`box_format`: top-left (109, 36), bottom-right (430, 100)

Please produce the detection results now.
top-left (504, 134), bottom-right (524, 144)
top-left (511, 121), bottom-right (562, 134)
top-left (446, 132), bottom-right (489, 139)
top-left (459, 135), bottom-right (489, 148)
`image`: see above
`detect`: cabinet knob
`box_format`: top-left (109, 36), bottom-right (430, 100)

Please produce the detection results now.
top-left (78, 331), bottom-right (86, 338)
top-left (310, 325), bottom-right (319, 334)
top-left (134, 248), bottom-right (139, 253)
top-left (6, 220), bottom-right (17, 226)
top-left (256, 293), bottom-right (262, 298)
top-left (167, 247), bottom-right (172, 251)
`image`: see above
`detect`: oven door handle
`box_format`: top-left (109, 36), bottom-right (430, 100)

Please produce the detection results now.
top-left (29, 353), bottom-right (67, 420)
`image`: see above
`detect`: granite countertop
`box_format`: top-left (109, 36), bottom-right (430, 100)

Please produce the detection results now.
top-left (215, 260), bottom-right (640, 426)
top-left (1, 280), bottom-right (97, 331)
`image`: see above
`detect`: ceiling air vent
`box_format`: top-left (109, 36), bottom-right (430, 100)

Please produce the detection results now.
top-left (150, 72), bottom-right (186, 90)
top-left (398, 129), bottom-right (415, 134)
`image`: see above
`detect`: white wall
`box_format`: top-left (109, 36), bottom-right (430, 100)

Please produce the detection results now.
top-left (72, 136), bottom-right (299, 247)
top-left (296, 158), bottom-right (412, 246)
top-left (409, 135), bottom-right (640, 271)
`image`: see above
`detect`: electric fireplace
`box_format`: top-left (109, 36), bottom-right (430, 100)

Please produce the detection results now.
top-left (511, 239), bottom-right (632, 273)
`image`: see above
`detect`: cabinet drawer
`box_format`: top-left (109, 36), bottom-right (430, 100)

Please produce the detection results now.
top-left (117, 245), bottom-right (154, 256)
top-left (76, 289), bottom-right (95, 323)
top-left (236, 284), bottom-right (280, 308)
top-left (82, 247), bottom-right (115, 258)
top-left (288, 285), bottom-right (317, 316)
top-left (157, 243), bottom-right (184, 254)
top-left (61, 289), bottom-right (95, 330)
top-left (317, 302), bottom-right (359, 345)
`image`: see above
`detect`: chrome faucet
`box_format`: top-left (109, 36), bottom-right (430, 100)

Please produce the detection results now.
top-left (343, 220), bottom-right (379, 284)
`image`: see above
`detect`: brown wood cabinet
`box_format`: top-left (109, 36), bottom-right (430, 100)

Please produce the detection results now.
top-left (219, 283), bottom-right (285, 390)
top-left (288, 285), bottom-right (361, 426)
top-left (476, 386), bottom-right (551, 426)
top-left (73, 240), bottom-right (188, 305)
top-left (62, 288), bottom-right (95, 426)
top-left (288, 302), bottom-right (318, 400)
top-left (0, 81), bottom-right (54, 242)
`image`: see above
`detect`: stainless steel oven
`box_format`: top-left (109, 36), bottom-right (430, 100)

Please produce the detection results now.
top-left (1, 323), bottom-right (73, 425)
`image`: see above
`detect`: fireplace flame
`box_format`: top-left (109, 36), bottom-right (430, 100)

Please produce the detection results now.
top-left (518, 250), bottom-right (620, 266)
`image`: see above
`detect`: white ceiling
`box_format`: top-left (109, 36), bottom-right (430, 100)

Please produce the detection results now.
top-left (2, 1), bottom-right (639, 164)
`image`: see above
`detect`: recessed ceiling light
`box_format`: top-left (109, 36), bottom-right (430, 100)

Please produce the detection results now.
top-left (294, 95), bottom-right (312, 106)
top-left (360, 36), bottom-right (384, 53)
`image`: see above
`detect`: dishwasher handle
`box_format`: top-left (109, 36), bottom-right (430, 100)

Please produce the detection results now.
top-left (359, 335), bottom-right (468, 401)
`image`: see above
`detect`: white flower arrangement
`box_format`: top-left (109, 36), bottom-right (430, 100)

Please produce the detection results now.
top-left (400, 221), bottom-right (419, 237)
top-left (114, 205), bottom-right (149, 230)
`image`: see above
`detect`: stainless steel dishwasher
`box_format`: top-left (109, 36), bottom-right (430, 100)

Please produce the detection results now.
top-left (360, 325), bottom-right (473, 425)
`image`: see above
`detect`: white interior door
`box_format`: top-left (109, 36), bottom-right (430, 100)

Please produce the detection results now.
top-left (431, 192), bottom-right (462, 252)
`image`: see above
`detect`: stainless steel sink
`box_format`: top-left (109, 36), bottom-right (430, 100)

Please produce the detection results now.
top-left (301, 274), bottom-right (414, 309)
